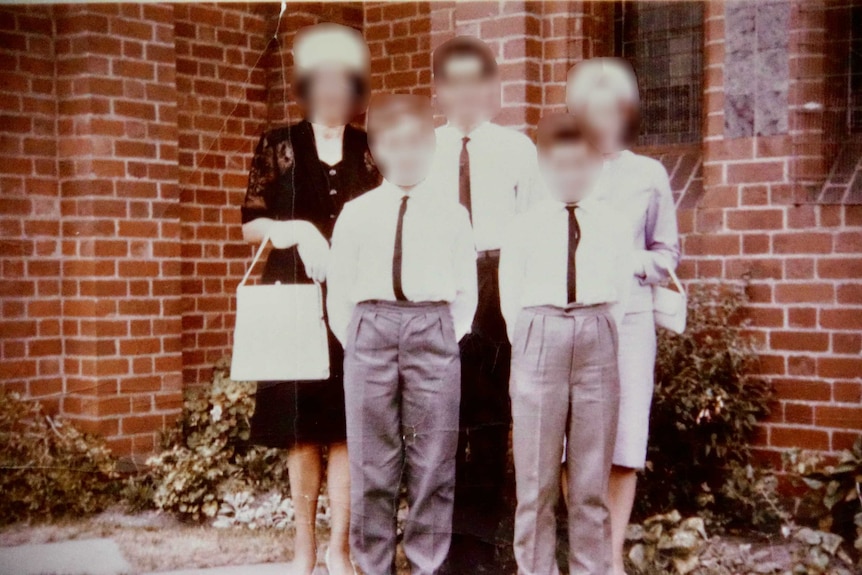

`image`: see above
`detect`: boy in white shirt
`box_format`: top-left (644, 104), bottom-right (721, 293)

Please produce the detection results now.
top-left (327, 94), bottom-right (477, 575)
top-left (499, 113), bottom-right (632, 575)
top-left (430, 36), bottom-right (545, 574)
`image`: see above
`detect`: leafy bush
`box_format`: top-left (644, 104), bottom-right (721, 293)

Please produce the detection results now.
top-left (716, 463), bottom-right (788, 531)
top-left (145, 358), bottom-right (289, 521)
top-left (637, 282), bottom-right (774, 526)
top-left (785, 436), bottom-right (862, 569)
top-left (0, 391), bottom-right (121, 525)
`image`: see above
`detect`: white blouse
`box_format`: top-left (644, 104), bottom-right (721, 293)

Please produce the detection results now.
top-left (595, 150), bottom-right (681, 314)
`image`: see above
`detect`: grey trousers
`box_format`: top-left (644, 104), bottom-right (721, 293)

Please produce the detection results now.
top-left (343, 300), bottom-right (461, 575)
top-left (510, 304), bottom-right (620, 575)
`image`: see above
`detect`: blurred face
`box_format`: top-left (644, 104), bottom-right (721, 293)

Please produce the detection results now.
top-left (581, 86), bottom-right (628, 154)
top-left (305, 65), bottom-right (354, 126)
top-left (435, 55), bottom-right (497, 125)
top-left (539, 141), bottom-right (601, 204)
top-left (370, 116), bottom-right (436, 188)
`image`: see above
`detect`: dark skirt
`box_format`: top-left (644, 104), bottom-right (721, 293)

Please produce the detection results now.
top-left (248, 330), bottom-right (347, 448)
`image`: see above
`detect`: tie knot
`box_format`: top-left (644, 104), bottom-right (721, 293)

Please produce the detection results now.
top-left (462, 136), bottom-right (470, 145)
top-left (566, 203), bottom-right (578, 213)
top-left (400, 195), bottom-right (409, 205)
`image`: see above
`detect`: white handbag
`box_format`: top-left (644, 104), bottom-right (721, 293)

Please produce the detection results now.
top-left (230, 234), bottom-right (330, 382)
top-left (652, 265), bottom-right (687, 334)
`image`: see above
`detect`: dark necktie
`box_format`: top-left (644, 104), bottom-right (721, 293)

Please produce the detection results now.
top-left (459, 136), bottom-right (471, 220)
top-left (392, 195), bottom-right (409, 301)
top-left (566, 204), bottom-right (581, 304)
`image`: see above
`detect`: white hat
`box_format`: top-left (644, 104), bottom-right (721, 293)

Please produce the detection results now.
top-left (566, 58), bottom-right (639, 113)
top-left (293, 23), bottom-right (370, 75)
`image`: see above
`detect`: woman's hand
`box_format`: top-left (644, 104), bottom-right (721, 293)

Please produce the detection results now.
top-left (296, 223), bottom-right (330, 282)
top-left (268, 221), bottom-right (296, 249)
top-left (263, 221), bottom-right (329, 282)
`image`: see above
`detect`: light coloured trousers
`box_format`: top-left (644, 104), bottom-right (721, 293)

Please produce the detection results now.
top-left (510, 304), bottom-right (620, 575)
top-left (343, 300), bottom-right (461, 575)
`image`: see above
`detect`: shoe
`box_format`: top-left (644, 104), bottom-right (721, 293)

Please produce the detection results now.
top-left (325, 547), bottom-right (358, 575)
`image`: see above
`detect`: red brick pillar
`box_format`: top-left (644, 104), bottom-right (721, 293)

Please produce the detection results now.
top-left (0, 5), bottom-right (63, 411)
top-left (426, 1), bottom-right (542, 130)
top-left (538, 1), bottom-right (615, 115)
top-left (424, 1), bottom-right (611, 133)
top-left (54, 3), bottom-right (182, 456)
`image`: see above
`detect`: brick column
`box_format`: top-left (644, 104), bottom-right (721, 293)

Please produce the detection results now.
top-left (55, 3), bottom-right (181, 455)
top-left (0, 5), bottom-right (63, 411)
top-left (693, 0), bottom-right (862, 458)
top-left (423, 1), bottom-right (611, 133)
top-left (539, 1), bottom-right (615, 115)
top-left (432, 1), bottom-right (543, 130)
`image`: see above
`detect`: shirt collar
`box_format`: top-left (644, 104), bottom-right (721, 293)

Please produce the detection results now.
top-left (379, 178), bottom-right (427, 201)
top-left (444, 120), bottom-right (491, 140)
top-left (548, 186), bottom-right (601, 213)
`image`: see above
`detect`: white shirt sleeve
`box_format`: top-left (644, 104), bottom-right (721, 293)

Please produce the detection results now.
top-left (325, 203), bottom-right (359, 346)
top-left (498, 216), bottom-right (528, 343)
top-left (449, 208), bottom-right (478, 341)
top-left (515, 136), bottom-right (547, 212)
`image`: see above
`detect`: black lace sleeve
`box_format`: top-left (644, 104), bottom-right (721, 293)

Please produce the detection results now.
top-left (241, 131), bottom-right (293, 224)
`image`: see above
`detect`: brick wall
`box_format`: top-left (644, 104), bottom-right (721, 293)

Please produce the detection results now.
top-left (175, 2), bottom-right (272, 388)
top-left (0, 6), bottom-right (62, 411)
top-left (692, 0), bottom-right (862, 459)
top-left (0, 1), bottom-right (859, 458)
top-left (364, 2), bottom-right (432, 96)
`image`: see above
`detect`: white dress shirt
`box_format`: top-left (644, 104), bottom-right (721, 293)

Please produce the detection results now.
top-left (498, 195), bottom-right (634, 342)
top-left (429, 121), bottom-right (545, 252)
top-left (326, 179), bottom-right (478, 345)
top-left (595, 150), bottom-right (680, 313)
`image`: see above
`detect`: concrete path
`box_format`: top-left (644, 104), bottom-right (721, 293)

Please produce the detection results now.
top-left (0, 537), bottom-right (335, 575)
top-left (0, 538), bottom-right (133, 575)
top-left (146, 563), bottom-right (330, 574)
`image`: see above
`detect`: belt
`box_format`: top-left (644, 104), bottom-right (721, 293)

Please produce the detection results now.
top-left (478, 249), bottom-right (500, 260)
top-left (525, 303), bottom-right (611, 317)
top-left (358, 299), bottom-right (448, 310)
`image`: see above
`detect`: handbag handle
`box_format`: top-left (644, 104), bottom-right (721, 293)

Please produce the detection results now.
top-left (238, 232), bottom-right (326, 319)
top-left (663, 262), bottom-right (685, 295)
top-left (239, 232), bottom-right (273, 287)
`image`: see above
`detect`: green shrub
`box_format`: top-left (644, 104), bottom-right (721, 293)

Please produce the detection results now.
top-left (0, 391), bottom-right (121, 525)
top-left (145, 358), bottom-right (288, 521)
top-left (637, 282), bottom-right (774, 527)
top-left (785, 436), bottom-right (862, 569)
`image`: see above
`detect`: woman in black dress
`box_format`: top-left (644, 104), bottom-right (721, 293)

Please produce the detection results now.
top-left (240, 24), bottom-right (379, 575)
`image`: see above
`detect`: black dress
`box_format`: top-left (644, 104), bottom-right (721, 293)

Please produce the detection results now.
top-left (241, 120), bottom-right (381, 448)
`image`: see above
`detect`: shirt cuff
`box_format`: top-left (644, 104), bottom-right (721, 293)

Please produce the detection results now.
top-left (635, 250), bottom-right (650, 280)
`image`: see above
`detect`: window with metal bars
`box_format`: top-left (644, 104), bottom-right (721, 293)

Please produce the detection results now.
top-left (824, 1), bottom-right (862, 134)
top-left (613, 1), bottom-right (704, 147)
top-left (809, 0), bottom-right (862, 204)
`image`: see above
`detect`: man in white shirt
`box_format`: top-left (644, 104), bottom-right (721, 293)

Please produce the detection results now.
top-left (429, 36), bottom-right (544, 574)
top-left (327, 94), bottom-right (477, 575)
top-left (499, 113), bottom-right (632, 575)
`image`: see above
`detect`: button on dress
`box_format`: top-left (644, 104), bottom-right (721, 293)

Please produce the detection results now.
top-left (240, 120), bottom-right (381, 448)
